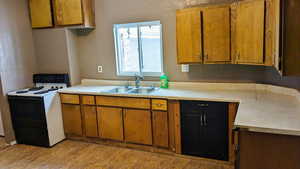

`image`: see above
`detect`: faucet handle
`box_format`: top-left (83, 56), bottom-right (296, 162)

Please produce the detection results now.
top-left (125, 81), bottom-right (130, 88)
top-left (134, 74), bottom-right (144, 80)
top-left (150, 84), bottom-right (155, 89)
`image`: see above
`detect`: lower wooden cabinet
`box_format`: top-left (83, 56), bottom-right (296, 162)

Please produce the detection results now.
top-left (82, 105), bottom-right (98, 137)
top-left (152, 111), bottom-right (169, 148)
top-left (62, 104), bottom-right (83, 136)
top-left (97, 107), bottom-right (124, 141)
top-left (123, 109), bottom-right (153, 145)
top-left (239, 131), bottom-right (300, 169)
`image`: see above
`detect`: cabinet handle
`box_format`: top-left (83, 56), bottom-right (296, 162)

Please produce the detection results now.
top-left (203, 113), bottom-right (207, 126)
top-left (197, 103), bottom-right (208, 107)
top-left (237, 53), bottom-right (240, 61)
top-left (200, 114), bottom-right (203, 126)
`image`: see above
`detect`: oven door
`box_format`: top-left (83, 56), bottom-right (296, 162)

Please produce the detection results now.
top-left (8, 96), bottom-right (50, 147)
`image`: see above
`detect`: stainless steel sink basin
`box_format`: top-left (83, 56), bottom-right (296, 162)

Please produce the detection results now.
top-left (105, 87), bottom-right (132, 93)
top-left (128, 87), bottom-right (156, 94)
top-left (104, 86), bottom-right (157, 94)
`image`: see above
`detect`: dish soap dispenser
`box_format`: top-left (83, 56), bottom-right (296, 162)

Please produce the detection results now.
top-left (160, 73), bottom-right (169, 89)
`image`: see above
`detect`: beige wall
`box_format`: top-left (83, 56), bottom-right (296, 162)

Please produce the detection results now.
top-left (0, 109), bottom-right (3, 136)
top-left (66, 30), bottom-right (81, 85)
top-left (0, 0), bottom-right (37, 142)
top-left (75, 0), bottom-right (299, 88)
top-left (33, 29), bottom-right (81, 85)
top-left (76, 0), bottom-right (265, 83)
top-left (33, 29), bottom-right (69, 74)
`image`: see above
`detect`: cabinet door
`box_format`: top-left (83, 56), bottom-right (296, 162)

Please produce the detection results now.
top-left (152, 111), bottom-right (169, 148)
top-left (124, 109), bottom-right (152, 145)
top-left (97, 107), bottom-right (124, 141)
top-left (176, 9), bottom-right (202, 64)
top-left (265, 0), bottom-right (280, 67)
top-left (201, 102), bottom-right (228, 161)
top-left (29, 0), bottom-right (53, 28)
top-left (235, 0), bottom-right (265, 64)
top-left (239, 131), bottom-right (300, 169)
top-left (203, 6), bottom-right (231, 63)
top-left (282, 0), bottom-right (300, 76)
top-left (181, 113), bottom-right (203, 156)
top-left (53, 0), bottom-right (83, 26)
top-left (82, 106), bottom-right (98, 137)
top-left (62, 104), bottom-right (82, 136)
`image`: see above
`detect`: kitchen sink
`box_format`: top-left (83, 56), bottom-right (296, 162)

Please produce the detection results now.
top-left (104, 86), bottom-right (157, 94)
top-left (128, 87), bottom-right (156, 94)
top-left (105, 87), bottom-right (132, 93)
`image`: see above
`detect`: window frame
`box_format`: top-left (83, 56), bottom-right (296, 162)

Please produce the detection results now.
top-left (113, 21), bottom-right (164, 77)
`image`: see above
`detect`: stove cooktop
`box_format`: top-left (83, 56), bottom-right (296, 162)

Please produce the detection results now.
top-left (8, 84), bottom-right (66, 97)
top-left (29, 86), bottom-right (44, 91)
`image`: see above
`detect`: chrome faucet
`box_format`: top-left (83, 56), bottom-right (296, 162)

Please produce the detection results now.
top-left (134, 74), bottom-right (144, 88)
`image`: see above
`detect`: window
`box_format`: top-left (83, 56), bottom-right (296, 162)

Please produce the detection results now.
top-left (113, 21), bottom-right (163, 76)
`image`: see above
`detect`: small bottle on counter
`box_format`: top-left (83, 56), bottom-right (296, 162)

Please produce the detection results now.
top-left (160, 73), bottom-right (169, 89)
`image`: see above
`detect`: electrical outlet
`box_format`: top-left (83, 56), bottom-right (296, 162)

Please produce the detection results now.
top-left (98, 66), bottom-right (103, 73)
top-left (181, 64), bottom-right (189, 72)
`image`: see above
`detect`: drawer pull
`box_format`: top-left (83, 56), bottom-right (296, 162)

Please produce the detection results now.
top-left (151, 99), bottom-right (167, 111)
top-left (156, 103), bottom-right (163, 107)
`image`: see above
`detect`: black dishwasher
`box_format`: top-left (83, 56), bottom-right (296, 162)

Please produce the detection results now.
top-left (181, 100), bottom-right (228, 161)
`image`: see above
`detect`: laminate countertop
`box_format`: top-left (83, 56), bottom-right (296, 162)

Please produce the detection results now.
top-left (59, 79), bottom-right (300, 137)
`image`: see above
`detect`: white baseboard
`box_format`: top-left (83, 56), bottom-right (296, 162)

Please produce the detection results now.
top-left (9, 141), bottom-right (16, 145)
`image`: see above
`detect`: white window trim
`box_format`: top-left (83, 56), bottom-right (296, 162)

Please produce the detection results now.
top-left (113, 21), bottom-right (164, 77)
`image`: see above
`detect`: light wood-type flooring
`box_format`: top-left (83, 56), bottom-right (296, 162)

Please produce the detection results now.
top-left (0, 137), bottom-right (9, 150)
top-left (0, 139), bottom-right (233, 169)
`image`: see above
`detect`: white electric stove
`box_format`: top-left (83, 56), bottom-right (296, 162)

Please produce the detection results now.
top-left (7, 74), bottom-right (69, 147)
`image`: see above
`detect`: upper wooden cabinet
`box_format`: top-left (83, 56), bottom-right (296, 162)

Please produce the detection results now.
top-left (53, 0), bottom-right (95, 27)
top-left (265, 0), bottom-right (280, 67)
top-left (203, 6), bottom-right (231, 63)
top-left (176, 9), bottom-right (202, 64)
top-left (29, 0), bottom-right (95, 29)
top-left (53, 0), bottom-right (83, 26)
top-left (234, 0), bottom-right (265, 65)
top-left (281, 0), bottom-right (300, 76)
top-left (176, 5), bottom-right (231, 64)
top-left (176, 0), bottom-right (282, 70)
top-left (29, 0), bottom-right (53, 28)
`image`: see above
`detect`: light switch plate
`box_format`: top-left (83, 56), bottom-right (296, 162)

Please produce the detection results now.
top-left (98, 66), bottom-right (103, 73)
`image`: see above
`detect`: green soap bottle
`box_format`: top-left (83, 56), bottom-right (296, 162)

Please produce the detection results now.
top-left (160, 73), bottom-right (169, 89)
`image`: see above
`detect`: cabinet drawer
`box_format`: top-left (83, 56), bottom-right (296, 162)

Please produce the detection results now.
top-left (60, 94), bottom-right (80, 104)
top-left (152, 99), bottom-right (167, 111)
top-left (81, 95), bottom-right (95, 105)
top-left (96, 96), bottom-right (150, 109)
